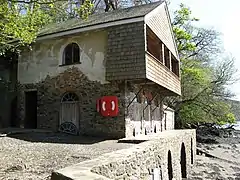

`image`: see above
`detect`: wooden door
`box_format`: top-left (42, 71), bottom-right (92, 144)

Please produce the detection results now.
top-left (60, 92), bottom-right (80, 132)
top-left (60, 102), bottom-right (79, 128)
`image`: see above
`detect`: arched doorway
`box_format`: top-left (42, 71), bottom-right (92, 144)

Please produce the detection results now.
top-left (181, 143), bottom-right (187, 178)
top-left (59, 92), bottom-right (79, 135)
top-left (168, 150), bottom-right (173, 180)
top-left (191, 138), bottom-right (194, 164)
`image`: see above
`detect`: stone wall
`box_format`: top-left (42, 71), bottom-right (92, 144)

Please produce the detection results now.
top-left (18, 67), bottom-right (126, 138)
top-left (18, 69), bottom-right (169, 139)
top-left (51, 129), bottom-right (196, 180)
top-left (18, 67), bottom-right (170, 139)
top-left (17, 29), bottom-right (129, 138)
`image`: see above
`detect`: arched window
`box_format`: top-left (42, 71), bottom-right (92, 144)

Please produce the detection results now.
top-left (63, 43), bottom-right (80, 65)
top-left (61, 92), bottom-right (79, 102)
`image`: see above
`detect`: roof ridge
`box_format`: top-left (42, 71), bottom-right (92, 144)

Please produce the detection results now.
top-left (38, 1), bottom-right (164, 38)
top-left (94, 0), bottom-right (164, 15)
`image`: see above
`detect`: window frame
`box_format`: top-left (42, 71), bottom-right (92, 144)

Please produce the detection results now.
top-left (60, 42), bottom-right (81, 66)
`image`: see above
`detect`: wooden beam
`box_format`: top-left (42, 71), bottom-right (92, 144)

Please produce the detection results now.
top-left (169, 50), bottom-right (172, 71)
top-left (162, 44), bottom-right (165, 65)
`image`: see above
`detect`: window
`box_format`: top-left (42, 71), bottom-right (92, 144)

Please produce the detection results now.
top-left (164, 46), bottom-right (170, 69)
top-left (63, 43), bottom-right (80, 65)
top-left (61, 92), bottom-right (79, 102)
top-left (146, 26), bottom-right (163, 63)
top-left (171, 54), bottom-right (180, 77)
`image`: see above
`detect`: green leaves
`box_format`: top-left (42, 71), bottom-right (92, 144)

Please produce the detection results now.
top-left (172, 3), bottom-right (237, 128)
top-left (0, 0), bottom-right (48, 53)
top-left (0, 0), bottom-right (94, 54)
top-left (76, 0), bottom-right (94, 19)
top-left (172, 3), bottom-right (199, 26)
top-left (172, 3), bottom-right (198, 56)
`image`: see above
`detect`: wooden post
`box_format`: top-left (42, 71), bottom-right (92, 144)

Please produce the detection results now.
top-left (169, 50), bottom-right (172, 71)
top-left (162, 43), bottom-right (165, 65)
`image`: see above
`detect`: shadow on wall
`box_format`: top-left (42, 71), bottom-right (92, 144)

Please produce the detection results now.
top-left (191, 138), bottom-right (194, 164)
top-left (181, 142), bottom-right (187, 178)
top-left (6, 132), bottom-right (116, 145)
top-left (168, 143), bottom-right (187, 180)
top-left (168, 150), bottom-right (173, 180)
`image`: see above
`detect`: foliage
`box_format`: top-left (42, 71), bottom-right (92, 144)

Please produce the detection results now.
top-left (0, 0), bottom-right (155, 53)
top-left (0, 0), bottom-right (94, 54)
top-left (170, 3), bottom-right (237, 127)
top-left (0, 0), bottom-right (237, 127)
top-left (172, 3), bottom-right (198, 55)
top-left (224, 99), bottom-right (240, 121)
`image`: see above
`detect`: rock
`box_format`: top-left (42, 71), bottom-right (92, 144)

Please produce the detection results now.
top-left (196, 135), bottom-right (218, 144)
top-left (4, 165), bottom-right (24, 172)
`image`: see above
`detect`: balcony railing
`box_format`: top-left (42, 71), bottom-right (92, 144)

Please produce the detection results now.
top-left (146, 25), bottom-right (179, 77)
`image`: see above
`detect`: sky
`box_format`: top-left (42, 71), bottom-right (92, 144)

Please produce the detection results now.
top-left (169, 0), bottom-right (240, 100)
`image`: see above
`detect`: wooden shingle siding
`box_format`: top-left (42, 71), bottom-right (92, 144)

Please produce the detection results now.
top-left (146, 53), bottom-right (181, 95)
top-left (145, 4), bottom-right (178, 59)
top-left (106, 22), bottom-right (146, 81)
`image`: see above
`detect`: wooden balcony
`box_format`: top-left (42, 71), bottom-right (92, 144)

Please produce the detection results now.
top-left (146, 53), bottom-right (181, 95)
top-left (145, 25), bottom-right (181, 95)
top-left (105, 22), bottom-right (181, 96)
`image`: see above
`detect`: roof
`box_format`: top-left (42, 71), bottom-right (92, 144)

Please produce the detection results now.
top-left (38, 1), bottom-right (164, 37)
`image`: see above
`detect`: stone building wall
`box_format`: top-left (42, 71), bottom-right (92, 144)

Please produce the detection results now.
top-left (51, 129), bottom-right (196, 180)
top-left (17, 24), bottom-right (173, 138)
top-left (18, 66), bottom-right (169, 138)
top-left (17, 29), bottom-right (129, 138)
top-left (18, 67), bottom-right (127, 138)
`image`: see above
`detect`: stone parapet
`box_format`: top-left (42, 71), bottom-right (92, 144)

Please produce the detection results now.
top-left (18, 67), bottom-right (126, 138)
top-left (51, 129), bottom-right (196, 180)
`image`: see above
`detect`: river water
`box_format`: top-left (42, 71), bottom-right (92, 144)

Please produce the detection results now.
top-left (234, 121), bottom-right (240, 130)
top-left (221, 121), bottom-right (240, 130)
top-left (220, 121), bottom-right (240, 130)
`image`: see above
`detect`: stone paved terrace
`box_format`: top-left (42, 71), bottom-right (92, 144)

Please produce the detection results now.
top-left (0, 129), bottom-right (134, 180)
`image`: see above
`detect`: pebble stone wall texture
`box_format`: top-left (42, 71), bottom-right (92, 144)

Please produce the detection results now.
top-left (18, 66), bottom-right (167, 138)
top-left (18, 67), bottom-right (127, 138)
top-left (51, 129), bottom-right (196, 180)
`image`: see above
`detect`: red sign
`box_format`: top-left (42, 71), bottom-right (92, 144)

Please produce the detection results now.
top-left (96, 96), bottom-right (119, 117)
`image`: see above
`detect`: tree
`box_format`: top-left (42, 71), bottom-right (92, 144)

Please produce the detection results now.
top-left (0, 0), bottom-right (155, 53)
top-left (169, 3), bottom-right (237, 128)
top-left (1, 0), bottom-right (237, 127)
top-left (0, 0), bottom-right (94, 54)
